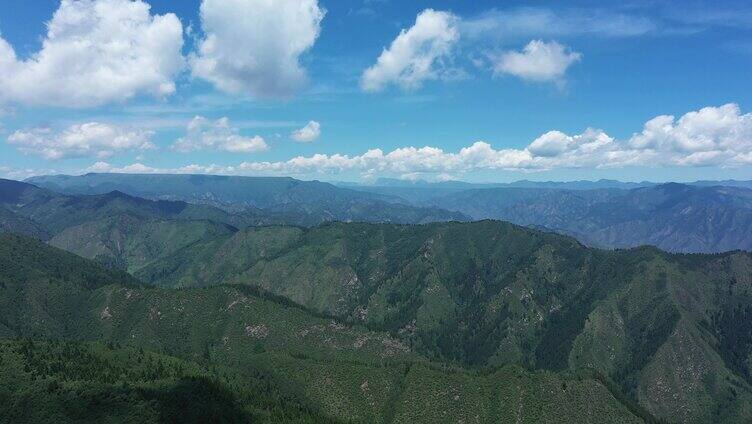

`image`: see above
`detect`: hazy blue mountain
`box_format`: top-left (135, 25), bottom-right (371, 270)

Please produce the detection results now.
top-left (352, 177), bottom-right (752, 191)
top-left (340, 179), bottom-right (657, 206)
top-left (0, 178), bottom-right (276, 236)
top-left (371, 177), bottom-right (488, 189)
top-left (692, 180), bottom-right (752, 189)
top-left (426, 183), bottom-right (752, 253)
top-left (350, 177), bottom-right (655, 190)
top-left (339, 180), bottom-right (752, 252)
top-left (27, 173), bottom-right (468, 225)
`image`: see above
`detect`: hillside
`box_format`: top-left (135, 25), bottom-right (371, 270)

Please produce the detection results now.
top-left (48, 216), bottom-right (239, 273)
top-left (0, 206), bottom-right (50, 239)
top-left (26, 173), bottom-right (468, 225)
top-left (0, 340), bottom-right (335, 423)
top-left (127, 220), bottom-right (752, 423)
top-left (0, 233), bottom-right (643, 423)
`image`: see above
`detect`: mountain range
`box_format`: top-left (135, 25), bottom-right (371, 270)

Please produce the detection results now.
top-left (0, 177), bottom-right (468, 272)
top-left (119, 220), bottom-right (752, 423)
top-left (0, 233), bottom-right (648, 423)
top-left (344, 177), bottom-right (752, 191)
top-left (419, 183), bottom-right (752, 253)
top-left (2, 173), bottom-right (752, 422)
top-left (26, 173), bottom-right (467, 226)
top-left (27, 173), bottom-right (752, 253)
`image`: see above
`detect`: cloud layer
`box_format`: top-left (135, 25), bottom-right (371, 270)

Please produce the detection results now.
top-left (191, 0), bottom-right (325, 97)
top-left (9, 122), bottom-right (155, 160)
top-left (0, 0), bottom-right (184, 107)
top-left (87, 104), bottom-right (752, 178)
top-left (361, 9), bottom-right (460, 92)
top-left (172, 116), bottom-right (269, 153)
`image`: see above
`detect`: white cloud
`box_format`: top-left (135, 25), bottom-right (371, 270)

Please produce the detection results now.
top-left (8, 123), bottom-right (155, 160)
top-left (0, 165), bottom-right (54, 180)
top-left (361, 9), bottom-right (460, 92)
top-left (492, 40), bottom-right (581, 83)
top-left (88, 161), bottom-right (160, 174)
top-left (83, 104), bottom-right (752, 178)
top-left (630, 104), bottom-right (752, 152)
top-left (291, 121), bottom-right (321, 142)
top-left (528, 130), bottom-right (575, 157)
top-left (0, 0), bottom-right (184, 107)
top-left (85, 161), bottom-right (233, 175)
top-left (172, 116), bottom-right (269, 153)
top-left (191, 0), bottom-right (325, 97)
top-left (461, 8), bottom-right (657, 40)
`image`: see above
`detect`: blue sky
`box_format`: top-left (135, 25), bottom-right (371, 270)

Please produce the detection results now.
top-left (0, 0), bottom-right (751, 183)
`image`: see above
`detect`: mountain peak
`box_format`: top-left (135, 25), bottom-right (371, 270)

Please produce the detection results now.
top-left (102, 190), bottom-right (133, 199)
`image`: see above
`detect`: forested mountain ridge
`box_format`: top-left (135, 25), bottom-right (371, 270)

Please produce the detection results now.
top-left (0, 234), bottom-right (644, 423)
top-left (126, 220), bottom-right (752, 423)
top-left (0, 177), bottom-right (468, 273)
top-left (27, 173), bottom-right (752, 253)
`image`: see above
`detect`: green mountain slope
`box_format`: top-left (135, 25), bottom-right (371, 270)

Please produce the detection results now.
top-left (49, 216), bottom-right (238, 273)
top-left (129, 220), bottom-right (752, 423)
top-left (0, 340), bottom-right (334, 424)
top-left (0, 206), bottom-right (50, 239)
top-left (0, 233), bottom-right (644, 423)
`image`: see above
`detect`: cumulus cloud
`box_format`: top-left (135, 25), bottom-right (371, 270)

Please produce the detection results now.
top-left (172, 116), bottom-right (269, 153)
top-left (0, 0), bottom-right (184, 108)
top-left (83, 104), bottom-right (752, 178)
top-left (630, 104), bottom-right (751, 151)
top-left (361, 9), bottom-right (460, 92)
top-left (291, 121), bottom-right (321, 142)
top-left (8, 123), bottom-right (155, 160)
top-left (492, 40), bottom-right (581, 83)
top-left (191, 0), bottom-right (325, 97)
